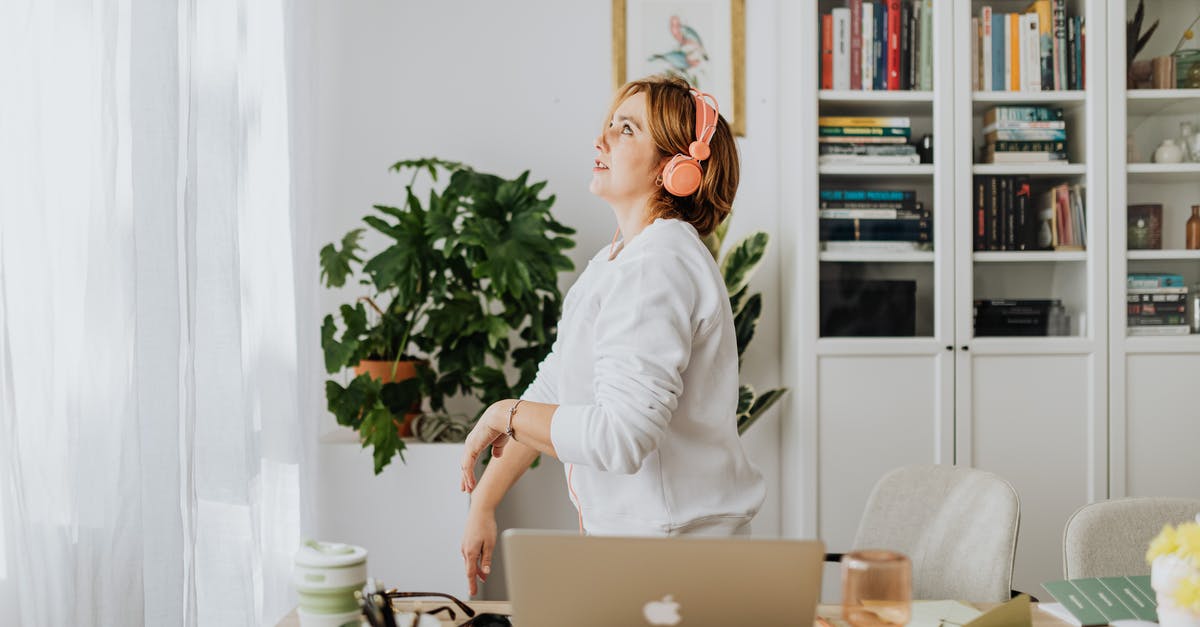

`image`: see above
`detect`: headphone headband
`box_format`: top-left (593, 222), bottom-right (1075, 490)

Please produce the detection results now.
top-left (691, 89), bottom-right (718, 150)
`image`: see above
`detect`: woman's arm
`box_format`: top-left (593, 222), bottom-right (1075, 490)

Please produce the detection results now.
top-left (460, 400), bottom-right (558, 493)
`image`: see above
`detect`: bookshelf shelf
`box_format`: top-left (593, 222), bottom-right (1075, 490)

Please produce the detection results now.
top-left (973, 251), bottom-right (1088, 262)
top-left (1125, 163), bottom-right (1200, 183)
top-left (819, 251), bottom-right (936, 263)
top-left (818, 164), bottom-right (935, 177)
top-left (971, 90), bottom-right (1087, 114)
top-left (1122, 335), bottom-right (1200, 354)
top-left (1126, 89), bottom-right (1200, 116)
top-left (1126, 250), bottom-right (1200, 261)
top-left (971, 163), bottom-right (1087, 176)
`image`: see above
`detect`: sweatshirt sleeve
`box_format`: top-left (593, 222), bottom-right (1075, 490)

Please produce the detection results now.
top-left (550, 252), bottom-right (696, 474)
top-left (519, 337), bottom-right (561, 404)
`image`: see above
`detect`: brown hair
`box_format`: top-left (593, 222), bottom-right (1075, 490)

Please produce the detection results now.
top-left (606, 75), bottom-right (740, 237)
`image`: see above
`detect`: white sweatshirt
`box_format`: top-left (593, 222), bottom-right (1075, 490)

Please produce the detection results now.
top-left (520, 218), bottom-right (766, 536)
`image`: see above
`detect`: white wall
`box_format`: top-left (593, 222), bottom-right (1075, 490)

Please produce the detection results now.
top-left (296, 0), bottom-right (785, 601)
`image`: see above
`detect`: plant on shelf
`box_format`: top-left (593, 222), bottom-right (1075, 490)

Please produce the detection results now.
top-left (320, 158), bottom-right (576, 473)
top-left (704, 223), bottom-right (788, 435)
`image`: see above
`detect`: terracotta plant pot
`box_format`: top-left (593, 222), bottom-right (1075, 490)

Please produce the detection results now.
top-left (354, 359), bottom-right (422, 437)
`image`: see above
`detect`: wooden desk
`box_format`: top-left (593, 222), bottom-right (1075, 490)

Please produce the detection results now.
top-left (275, 601), bottom-right (1074, 626)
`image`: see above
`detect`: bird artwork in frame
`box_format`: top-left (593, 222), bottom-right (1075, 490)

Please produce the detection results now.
top-left (613, 0), bottom-right (746, 136)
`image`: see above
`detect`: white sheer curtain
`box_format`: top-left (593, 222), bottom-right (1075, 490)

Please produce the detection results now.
top-left (0, 0), bottom-right (310, 625)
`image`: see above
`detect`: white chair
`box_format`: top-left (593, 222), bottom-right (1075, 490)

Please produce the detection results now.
top-left (1063, 497), bottom-right (1200, 579)
top-left (828, 464), bottom-right (1022, 602)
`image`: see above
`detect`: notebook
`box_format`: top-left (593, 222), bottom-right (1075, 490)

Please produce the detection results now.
top-left (502, 530), bottom-right (824, 627)
top-left (1042, 576), bottom-right (1158, 625)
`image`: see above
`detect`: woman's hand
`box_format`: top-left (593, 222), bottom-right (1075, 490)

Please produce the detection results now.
top-left (460, 505), bottom-right (498, 596)
top-left (460, 402), bottom-right (510, 493)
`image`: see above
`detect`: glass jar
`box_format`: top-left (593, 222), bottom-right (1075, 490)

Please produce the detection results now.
top-left (1182, 122), bottom-right (1198, 162)
top-left (1191, 283), bottom-right (1200, 334)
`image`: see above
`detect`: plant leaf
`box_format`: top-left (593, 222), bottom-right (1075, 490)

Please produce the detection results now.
top-left (738, 388), bottom-right (788, 435)
top-left (720, 231), bottom-right (768, 297)
top-left (319, 229), bottom-right (365, 288)
top-left (733, 293), bottom-right (762, 363)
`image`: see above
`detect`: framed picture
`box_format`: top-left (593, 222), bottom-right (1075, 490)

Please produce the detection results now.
top-left (612, 0), bottom-right (746, 136)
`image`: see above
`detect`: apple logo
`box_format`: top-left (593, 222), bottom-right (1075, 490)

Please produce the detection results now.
top-left (642, 594), bottom-right (682, 625)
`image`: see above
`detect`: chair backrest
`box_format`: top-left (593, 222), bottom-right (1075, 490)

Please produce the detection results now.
top-left (852, 465), bottom-right (1020, 603)
top-left (1063, 497), bottom-right (1200, 579)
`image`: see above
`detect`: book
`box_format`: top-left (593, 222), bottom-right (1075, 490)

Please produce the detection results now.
top-left (818, 116), bottom-right (912, 127)
top-left (819, 218), bottom-right (931, 241)
top-left (862, 2), bottom-right (875, 91)
top-left (984, 128), bottom-right (1068, 142)
top-left (1025, 0), bottom-right (1052, 89)
top-left (982, 150), bottom-right (1067, 163)
top-left (992, 10), bottom-right (1005, 91)
top-left (1043, 576), bottom-right (1158, 626)
top-left (1021, 12), bottom-right (1041, 92)
top-left (917, 0), bottom-right (932, 90)
top-left (819, 135), bottom-right (909, 144)
top-left (821, 14), bottom-right (834, 89)
top-left (819, 126), bottom-right (912, 137)
top-left (1128, 325), bottom-right (1191, 336)
top-left (819, 143), bottom-right (917, 156)
top-left (821, 241), bottom-right (931, 252)
top-left (971, 16), bottom-right (980, 91)
top-left (819, 208), bottom-right (929, 220)
top-left (981, 6), bottom-right (993, 91)
top-left (982, 120), bottom-right (1066, 132)
top-left (989, 140), bottom-right (1066, 153)
top-left (820, 189), bottom-right (916, 201)
top-left (874, 2), bottom-right (887, 90)
top-left (850, 0), bottom-right (863, 89)
top-left (1127, 204), bottom-right (1163, 250)
top-left (1127, 273), bottom-right (1185, 288)
top-left (886, 0), bottom-right (901, 90)
top-left (1051, 0), bottom-right (1066, 90)
top-left (832, 8), bottom-right (851, 90)
top-left (984, 106), bottom-right (1064, 124)
top-left (820, 199), bottom-right (922, 210)
top-left (818, 154), bottom-right (922, 165)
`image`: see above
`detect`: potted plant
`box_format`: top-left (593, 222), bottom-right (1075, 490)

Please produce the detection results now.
top-left (320, 158), bottom-right (575, 473)
top-left (704, 224), bottom-right (788, 434)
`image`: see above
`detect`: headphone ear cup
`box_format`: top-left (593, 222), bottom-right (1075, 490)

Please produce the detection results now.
top-left (662, 155), bottom-right (702, 197)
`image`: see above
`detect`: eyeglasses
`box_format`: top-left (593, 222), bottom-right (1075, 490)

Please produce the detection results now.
top-left (355, 581), bottom-right (512, 627)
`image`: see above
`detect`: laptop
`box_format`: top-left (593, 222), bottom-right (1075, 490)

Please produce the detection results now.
top-left (501, 530), bottom-right (824, 627)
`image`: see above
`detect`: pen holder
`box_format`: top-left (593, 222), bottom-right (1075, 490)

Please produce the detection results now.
top-left (293, 540), bottom-right (369, 627)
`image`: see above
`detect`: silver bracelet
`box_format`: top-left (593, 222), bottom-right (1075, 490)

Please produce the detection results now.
top-left (505, 400), bottom-right (523, 441)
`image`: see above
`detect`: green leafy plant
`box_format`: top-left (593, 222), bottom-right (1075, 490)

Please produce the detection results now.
top-left (320, 158), bottom-right (575, 473)
top-left (706, 223), bottom-right (788, 434)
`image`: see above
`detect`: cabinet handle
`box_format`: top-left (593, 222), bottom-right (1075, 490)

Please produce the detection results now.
top-left (945, 345), bottom-right (953, 351)
top-left (960, 345), bottom-right (969, 351)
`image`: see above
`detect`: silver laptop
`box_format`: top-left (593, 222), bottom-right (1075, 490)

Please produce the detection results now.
top-left (501, 530), bottom-right (824, 627)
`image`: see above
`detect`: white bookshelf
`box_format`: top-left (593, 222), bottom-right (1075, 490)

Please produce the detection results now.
top-left (819, 251), bottom-right (936, 263)
top-left (971, 163), bottom-right (1088, 176)
top-left (1106, 0), bottom-right (1200, 508)
top-left (817, 164), bottom-right (936, 176)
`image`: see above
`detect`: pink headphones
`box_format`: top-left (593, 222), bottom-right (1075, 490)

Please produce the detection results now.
top-left (661, 89), bottom-right (719, 197)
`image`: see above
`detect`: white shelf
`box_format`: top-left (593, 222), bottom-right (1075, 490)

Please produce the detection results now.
top-left (972, 163), bottom-right (1087, 176)
top-left (1127, 250), bottom-right (1200, 261)
top-left (1126, 163), bottom-right (1200, 183)
top-left (819, 164), bottom-right (935, 177)
top-left (820, 251), bottom-right (936, 263)
top-left (971, 90), bottom-right (1087, 114)
top-left (974, 251), bottom-right (1088, 262)
top-left (1126, 89), bottom-right (1200, 116)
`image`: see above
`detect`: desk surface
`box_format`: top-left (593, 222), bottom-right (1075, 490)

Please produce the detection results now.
top-left (276, 601), bottom-right (1074, 626)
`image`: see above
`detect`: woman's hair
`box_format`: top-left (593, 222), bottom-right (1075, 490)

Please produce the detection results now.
top-left (606, 74), bottom-right (740, 237)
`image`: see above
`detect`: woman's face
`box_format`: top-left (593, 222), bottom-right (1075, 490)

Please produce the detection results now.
top-left (590, 91), bottom-right (667, 206)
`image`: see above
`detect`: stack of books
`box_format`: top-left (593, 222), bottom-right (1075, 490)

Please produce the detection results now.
top-left (1127, 273), bottom-right (1189, 336)
top-left (972, 177), bottom-right (1084, 251)
top-left (820, 0), bottom-right (935, 92)
top-left (819, 189), bottom-right (931, 253)
top-left (819, 116), bottom-right (919, 165)
top-left (979, 106), bottom-right (1067, 164)
top-left (974, 299), bottom-right (1068, 336)
top-left (970, 1), bottom-right (1085, 92)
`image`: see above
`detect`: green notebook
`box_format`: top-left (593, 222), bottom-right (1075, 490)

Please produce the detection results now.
top-left (1043, 576), bottom-right (1158, 625)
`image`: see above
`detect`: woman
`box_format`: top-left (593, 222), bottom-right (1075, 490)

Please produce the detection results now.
top-left (458, 75), bottom-right (765, 595)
